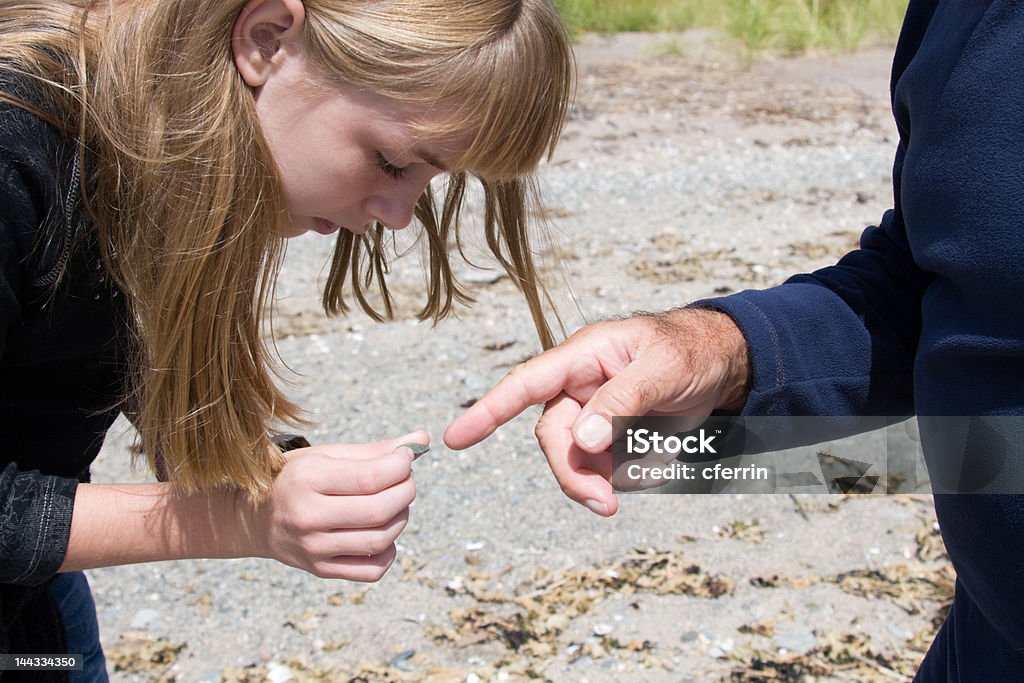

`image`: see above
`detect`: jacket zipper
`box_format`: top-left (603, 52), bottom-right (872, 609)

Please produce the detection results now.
top-left (33, 152), bottom-right (80, 289)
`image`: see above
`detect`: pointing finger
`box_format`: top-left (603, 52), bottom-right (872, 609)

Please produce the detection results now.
top-left (444, 347), bottom-right (578, 450)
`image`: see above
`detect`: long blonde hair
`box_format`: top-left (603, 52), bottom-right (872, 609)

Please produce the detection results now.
top-left (0, 0), bottom-right (573, 499)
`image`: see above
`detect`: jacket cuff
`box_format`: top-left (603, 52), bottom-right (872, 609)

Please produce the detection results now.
top-left (1, 463), bottom-right (78, 586)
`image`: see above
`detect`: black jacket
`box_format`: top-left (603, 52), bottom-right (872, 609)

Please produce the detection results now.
top-left (0, 80), bottom-right (129, 663)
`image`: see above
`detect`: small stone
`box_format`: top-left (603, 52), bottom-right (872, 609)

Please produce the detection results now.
top-left (546, 614), bottom-right (570, 631)
top-left (886, 622), bottom-right (914, 640)
top-left (266, 663), bottom-right (294, 683)
top-left (130, 609), bottom-right (161, 630)
top-left (400, 442), bottom-right (430, 457)
top-left (593, 623), bottom-right (613, 636)
top-left (773, 631), bottom-right (817, 655)
top-left (388, 649), bottom-right (416, 672)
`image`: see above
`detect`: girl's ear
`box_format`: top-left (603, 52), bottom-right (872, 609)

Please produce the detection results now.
top-left (232, 0), bottom-right (306, 87)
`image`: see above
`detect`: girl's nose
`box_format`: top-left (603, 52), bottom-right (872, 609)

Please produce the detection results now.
top-left (364, 178), bottom-right (433, 231)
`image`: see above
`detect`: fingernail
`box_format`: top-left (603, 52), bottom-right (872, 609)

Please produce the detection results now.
top-left (575, 414), bottom-right (611, 450)
top-left (399, 442), bottom-right (430, 459)
top-left (583, 498), bottom-right (609, 516)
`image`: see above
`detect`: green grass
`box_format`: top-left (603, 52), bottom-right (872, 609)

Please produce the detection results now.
top-left (555, 0), bottom-right (909, 54)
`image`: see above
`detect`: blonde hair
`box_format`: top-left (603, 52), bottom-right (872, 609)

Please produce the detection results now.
top-left (0, 0), bottom-right (573, 499)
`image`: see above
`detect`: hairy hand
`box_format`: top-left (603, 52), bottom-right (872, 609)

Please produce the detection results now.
top-left (444, 308), bottom-right (750, 516)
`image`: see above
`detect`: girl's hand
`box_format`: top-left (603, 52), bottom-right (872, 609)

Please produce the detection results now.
top-left (248, 431), bottom-right (426, 582)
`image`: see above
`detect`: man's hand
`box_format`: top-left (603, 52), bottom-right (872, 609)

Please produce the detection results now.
top-left (444, 308), bottom-right (750, 516)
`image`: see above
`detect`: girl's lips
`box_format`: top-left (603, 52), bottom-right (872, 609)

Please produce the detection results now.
top-left (313, 219), bottom-right (374, 235)
top-left (313, 218), bottom-right (341, 235)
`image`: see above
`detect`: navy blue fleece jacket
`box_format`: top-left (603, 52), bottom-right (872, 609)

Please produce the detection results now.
top-left (698, 1), bottom-right (1024, 679)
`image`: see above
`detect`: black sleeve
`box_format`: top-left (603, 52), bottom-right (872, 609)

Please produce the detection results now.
top-left (0, 463), bottom-right (77, 586)
top-left (0, 155), bottom-right (79, 586)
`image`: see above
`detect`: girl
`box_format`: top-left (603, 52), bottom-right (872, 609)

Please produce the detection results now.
top-left (0, 0), bottom-right (572, 678)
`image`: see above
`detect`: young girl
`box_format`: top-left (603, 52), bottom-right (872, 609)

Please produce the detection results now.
top-left (0, 0), bottom-right (572, 677)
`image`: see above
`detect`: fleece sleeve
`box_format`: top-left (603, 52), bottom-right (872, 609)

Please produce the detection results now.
top-left (694, 203), bottom-right (929, 417)
top-left (691, 0), bottom-right (947, 418)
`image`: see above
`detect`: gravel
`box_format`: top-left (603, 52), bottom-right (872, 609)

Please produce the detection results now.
top-left (87, 33), bottom-right (945, 682)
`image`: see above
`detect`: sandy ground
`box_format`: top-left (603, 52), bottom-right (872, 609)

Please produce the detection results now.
top-left (88, 32), bottom-right (951, 683)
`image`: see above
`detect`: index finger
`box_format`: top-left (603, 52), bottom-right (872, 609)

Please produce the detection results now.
top-left (443, 346), bottom-right (575, 450)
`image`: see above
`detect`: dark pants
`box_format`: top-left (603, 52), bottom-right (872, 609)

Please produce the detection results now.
top-left (49, 572), bottom-right (108, 682)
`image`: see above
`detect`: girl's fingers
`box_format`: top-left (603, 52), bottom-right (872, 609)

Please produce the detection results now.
top-left (310, 544), bottom-right (398, 582)
top-left (298, 475), bottom-right (416, 530)
top-left (309, 430), bottom-right (430, 462)
top-left (302, 447), bottom-right (415, 496)
top-left (266, 432), bottom-right (430, 581)
top-left (303, 508), bottom-right (410, 559)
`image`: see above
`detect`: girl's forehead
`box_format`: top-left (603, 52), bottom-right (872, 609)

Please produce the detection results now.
top-left (320, 79), bottom-right (466, 134)
top-left (376, 100), bottom-right (478, 165)
top-left (308, 74), bottom-right (518, 177)
top-left (396, 126), bottom-right (477, 171)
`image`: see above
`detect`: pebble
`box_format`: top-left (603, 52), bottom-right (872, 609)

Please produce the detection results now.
top-left (708, 637), bottom-right (735, 658)
top-left (773, 631), bottom-right (818, 654)
top-left (389, 649), bottom-right (416, 671)
top-left (546, 614), bottom-right (570, 631)
top-left (129, 608), bottom-right (161, 630)
top-left (887, 622), bottom-right (915, 640)
top-left (266, 663), bottom-right (294, 683)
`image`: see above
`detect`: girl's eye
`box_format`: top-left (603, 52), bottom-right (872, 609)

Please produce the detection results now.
top-left (375, 152), bottom-right (408, 180)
